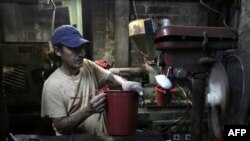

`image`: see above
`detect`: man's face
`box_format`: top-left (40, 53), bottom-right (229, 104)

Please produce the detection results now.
top-left (59, 45), bottom-right (86, 69)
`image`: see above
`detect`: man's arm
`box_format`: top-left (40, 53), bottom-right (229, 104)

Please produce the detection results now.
top-left (52, 93), bottom-right (106, 134)
top-left (107, 73), bottom-right (127, 85)
top-left (107, 74), bottom-right (143, 96)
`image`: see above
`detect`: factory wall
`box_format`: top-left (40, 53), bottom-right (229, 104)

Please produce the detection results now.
top-left (91, 0), bottom-right (220, 68)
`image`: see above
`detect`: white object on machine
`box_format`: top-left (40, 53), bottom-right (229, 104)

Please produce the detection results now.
top-left (206, 62), bottom-right (229, 140)
top-left (155, 74), bottom-right (172, 89)
top-left (206, 63), bottom-right (229, 108)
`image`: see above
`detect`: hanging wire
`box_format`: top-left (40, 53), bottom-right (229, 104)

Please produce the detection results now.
top-left (132, 0), bottom-right (138, 19)
top-left (46, 0), bottom-right (57, 68)
top-left (47, 0), bottom-right (56, 33)
top-left (159, 84), bottom-right (192, 132)
top-left (200, 0), bottom-right (238, 37)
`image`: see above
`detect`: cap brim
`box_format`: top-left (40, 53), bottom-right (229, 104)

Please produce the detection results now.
top-left (61, 38), bottom-right (90, 48)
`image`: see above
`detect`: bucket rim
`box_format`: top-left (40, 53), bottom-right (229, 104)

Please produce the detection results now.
top-left (104, 90), bottom-right (135, 93)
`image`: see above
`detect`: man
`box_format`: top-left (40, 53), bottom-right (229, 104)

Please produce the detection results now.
top-left (41, 25), bottom-right (143, 135)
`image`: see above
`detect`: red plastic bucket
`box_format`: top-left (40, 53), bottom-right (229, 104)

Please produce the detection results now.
top-left (105, 90), bottom-right (138, 135)
top-left (155, 85), bottom-right (166, 106)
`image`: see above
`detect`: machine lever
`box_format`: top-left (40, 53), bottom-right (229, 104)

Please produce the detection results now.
top-left (202, 32), bottom-right (208, 50)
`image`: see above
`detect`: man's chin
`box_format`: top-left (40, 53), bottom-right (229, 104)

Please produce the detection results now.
top-left (74, 63), bottom-right (83, 68)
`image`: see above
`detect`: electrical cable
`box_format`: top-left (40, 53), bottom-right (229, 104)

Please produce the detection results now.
top-left (176, 84), bottom-right (187, 98)
top-left (46, 0), bottom-right (57, 53)
top-left (177, 85), bottom-right (192, 131)
top-left (200, 0), bottom-right (238, 37)
top-left (47, 0), bottom-right (56, 33)
top-left (161, 84), bottom-right (191, 132)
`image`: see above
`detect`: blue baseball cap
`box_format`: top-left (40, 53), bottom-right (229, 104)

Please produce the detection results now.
top-left (51, 25), bottom-right (89, 48)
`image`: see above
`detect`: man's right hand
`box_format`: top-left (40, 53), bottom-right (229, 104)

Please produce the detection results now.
top-left (52, 92), bottom-right (106, 134)
top-left (87, 92), bottom-right (106, 113)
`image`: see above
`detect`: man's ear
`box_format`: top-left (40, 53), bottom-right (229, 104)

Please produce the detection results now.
top-left (54, 47), bottom-right (62, 57)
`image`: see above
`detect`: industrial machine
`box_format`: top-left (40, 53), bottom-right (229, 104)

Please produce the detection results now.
top-left (128, 18), bottom-right (194, 140)
top-left (127, 13), bottom-right (250, 141)
top-left (154, 24), bottom-right (238, 141)
top-left (133, 18), bottom-right (250, 141)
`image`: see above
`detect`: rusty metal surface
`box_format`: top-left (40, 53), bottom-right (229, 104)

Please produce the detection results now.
top-left (155, 26), bottom-right (237, 39)
top-left (163, 50), bottom-right (207, 73)
top-left (155, 41), bottom-right (236, 50)
top-left (154, 26), bottom-right (237, 50)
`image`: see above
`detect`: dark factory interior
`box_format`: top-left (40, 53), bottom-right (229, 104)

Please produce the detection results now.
top-left (1, 0), bottom-right (250, 141)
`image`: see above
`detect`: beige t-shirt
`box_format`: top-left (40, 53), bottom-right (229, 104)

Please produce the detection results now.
top-left (41, 59), bottom-right (111, 135)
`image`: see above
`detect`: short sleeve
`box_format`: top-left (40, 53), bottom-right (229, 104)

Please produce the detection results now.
top-left (85, 59), bottom-right (111, 84)
top-left (41, 81), bottom-right (67, 118)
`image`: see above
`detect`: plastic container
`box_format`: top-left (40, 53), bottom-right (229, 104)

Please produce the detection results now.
top-left (155, 85), bottom-right (166, 106)
top-left (105, 90), bottom-right (138, 135)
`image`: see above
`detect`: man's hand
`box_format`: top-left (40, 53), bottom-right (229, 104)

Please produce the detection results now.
top-left (52, 92), bottom-right (106, 134)
top-left (122, 81), bottom-right (143, 96)
top-left (87, 92), bottom-right (106, 113)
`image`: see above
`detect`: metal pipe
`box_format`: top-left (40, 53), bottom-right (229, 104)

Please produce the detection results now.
top-left (9, 133), bottom-right (18, 141)
top-left (109, 67), bottom-right (145, 78)
top-left (191, 75), bottom-right (206, 141)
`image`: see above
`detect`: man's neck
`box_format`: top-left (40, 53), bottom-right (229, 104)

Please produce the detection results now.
top-left (60, 66), bottom-right (80, 76)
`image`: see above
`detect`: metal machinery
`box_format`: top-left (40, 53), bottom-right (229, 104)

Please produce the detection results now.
top-left (128, 19), bottom-right (194, 140)
top-left (153, 23), bottom-right (250, 141)
top-left (127, 16), bottom-right (250, 141)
